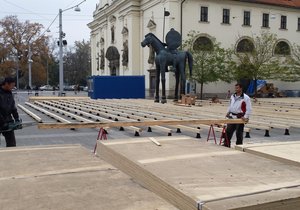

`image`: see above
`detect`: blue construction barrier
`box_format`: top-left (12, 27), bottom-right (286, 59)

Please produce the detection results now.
top-left (246, 80), bottom-right (266, 96)
top-left (88, 76), bottom-right (145, 99)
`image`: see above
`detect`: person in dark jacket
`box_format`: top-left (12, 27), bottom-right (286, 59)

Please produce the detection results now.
top-left (0, 77), bottom-right (20, 147)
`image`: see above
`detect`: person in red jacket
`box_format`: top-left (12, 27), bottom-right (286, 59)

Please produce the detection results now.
top-left (224, 83), bottom-right (252, 147)
top-left (0, 77), bottom-right (20, 147)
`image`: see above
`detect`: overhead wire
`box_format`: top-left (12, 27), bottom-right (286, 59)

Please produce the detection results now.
top-left (2, 0), bottom-right (50, 21)
top-left (1, 0), bottom-right (94, 44)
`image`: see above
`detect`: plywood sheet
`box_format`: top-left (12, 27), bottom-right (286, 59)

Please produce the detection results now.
top-left (236, 141), bottom-right (300, 167)
top-left (97, 136), bottom-right (300, 210)
top-left (0, 145), bottom-right (178, 210)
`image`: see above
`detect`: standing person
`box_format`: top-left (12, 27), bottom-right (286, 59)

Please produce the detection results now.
top-left (0, 77), bottom-right (20, 147)
top-left (224, 83), bottom-right (252, 147)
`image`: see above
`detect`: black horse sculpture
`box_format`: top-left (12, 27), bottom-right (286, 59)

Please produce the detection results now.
top-left (141, 32), bottom-right (193, 103)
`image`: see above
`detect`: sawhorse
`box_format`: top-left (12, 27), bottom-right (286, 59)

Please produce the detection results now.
top-left (207, 124), bottom-right (217, 144)
top-left (219, 125), bottom-right (230, 146)
top-left (207, 124), bottom-right (230, 146)
top-left (93, 127), bottom-right (107, 154)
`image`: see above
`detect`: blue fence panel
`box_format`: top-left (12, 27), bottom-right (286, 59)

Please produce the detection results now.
top-left (88, 76), bottom-right (145, 99)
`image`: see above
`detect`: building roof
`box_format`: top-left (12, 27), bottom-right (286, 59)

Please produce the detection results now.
top-left (237, 0), bottom-right (300, 8)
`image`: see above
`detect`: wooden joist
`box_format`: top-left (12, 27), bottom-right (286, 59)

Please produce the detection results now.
top-left (25, 102), bottom-right (71, 123)
top-left (48, 100), bottom-right (143, 134)
top-left (17, 104), bottom-right (42, 122)
top-left (29, 96), bottom-right (88, 102)
top-left (34, 101), bottom-right (93, 123)
top-left (57, 100), bottom-right (197, 136)
top-left (86, 100), bottom-right (203, 136)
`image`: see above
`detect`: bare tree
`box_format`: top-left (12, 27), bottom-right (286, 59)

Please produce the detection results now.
top-left (0, 16), bottom-right (50, 87)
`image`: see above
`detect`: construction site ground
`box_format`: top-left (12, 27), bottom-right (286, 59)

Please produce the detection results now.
top-left (0, 90), bottom-right (300, 210)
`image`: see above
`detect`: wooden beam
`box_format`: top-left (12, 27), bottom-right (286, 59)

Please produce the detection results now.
top-left (29, 96), bottom-right (88, 101)
top-left (38, 119), bottom-right (244, 129)
top-left (25, 102), bottom-right (71, 123)
top-left (17, 104), bottom-right (42, 122)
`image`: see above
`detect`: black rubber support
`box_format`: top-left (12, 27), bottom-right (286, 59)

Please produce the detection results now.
top-left (245, 132), bottom-right (250, 138)
top-left (284, 128), bottom-right (290, 135)
top-left (264, 130), bottom-right (270, 137)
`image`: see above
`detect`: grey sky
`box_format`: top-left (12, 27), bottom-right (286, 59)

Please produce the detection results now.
top-left (0, 0), bottom-right (99, 46)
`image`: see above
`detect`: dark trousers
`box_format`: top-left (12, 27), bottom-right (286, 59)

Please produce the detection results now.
top-left (225, 123), bottom-right (244, 147)
top-left (1, 131), bottom-right (16, 147)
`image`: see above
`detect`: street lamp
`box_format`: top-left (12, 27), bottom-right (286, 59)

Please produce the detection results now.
top-left (28, 45), bottom-right (33, 89)
top-left (11, 54), bottom-right (22, 90)
top-left (58, 0), bottom-right (86, 96)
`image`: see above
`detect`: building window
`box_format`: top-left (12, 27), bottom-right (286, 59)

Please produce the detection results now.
top-left (262, 13), bottom-right (269, 28)
top-left (280, 15), bottom-right (287, 29)
top-left (243, 11), bottom-right (251, 26)
top-left (236, 39), bottom-right (254, 53)
top-left (222, 9), bottom-right (230, 24)
top-left (274, 41), bottom-right (290, 55)
top-left (193, 36), bottom-right (213, 51)
top-left (200, 6), bottom-right (208, 22)
top-left (298, 18), bottom-right (300, 31)
top-left (111, 26), bottom-right (115, 43)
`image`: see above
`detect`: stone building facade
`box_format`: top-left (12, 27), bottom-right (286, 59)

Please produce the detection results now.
top-left (88, 0), bottom-right (300, 97)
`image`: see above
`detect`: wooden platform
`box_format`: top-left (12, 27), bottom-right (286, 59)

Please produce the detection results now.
top-left (0, 145), bottom-right (178, 210)
top-left (96, 136), bottom-right (300, 210)
top-left (236, 141), bottom-right (300, 167)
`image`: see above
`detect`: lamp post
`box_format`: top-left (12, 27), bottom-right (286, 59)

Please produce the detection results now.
top-left (163, 8), bottom-right (170, 42)
top-left (58, 0), bottom-right (86, 96)
top-left (28, 45), bottom-right (33, 89)
top-left (16, 58), bottom-right (20, 90)
top-left (11, 54), bottom-right (21, 90)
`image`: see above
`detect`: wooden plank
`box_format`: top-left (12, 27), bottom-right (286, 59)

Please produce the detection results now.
top-left (29, 96), bottom-right (88, 101)
top-left (149, 137), bottom-right (161, 146)
top-left (38, 119), bottom-right (244, 129)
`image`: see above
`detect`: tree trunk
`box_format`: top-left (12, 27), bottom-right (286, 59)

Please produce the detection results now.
top-left (200, 82), bottom-right (204, 100)
top-left (254, 78), bottom-right (258, 97)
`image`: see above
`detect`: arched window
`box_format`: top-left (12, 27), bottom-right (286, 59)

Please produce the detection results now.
top-left (236, 39), bottom-right (254, 53)
top-left (111, 26), bottom-right (115, 43)
top-left (193, 37), bottom-right (213, 51)
top-left (274, 41), bottom-right (290, 55)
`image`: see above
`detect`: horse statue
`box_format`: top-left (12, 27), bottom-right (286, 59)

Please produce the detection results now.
top-left (141, 29), bottom-right (193, 103)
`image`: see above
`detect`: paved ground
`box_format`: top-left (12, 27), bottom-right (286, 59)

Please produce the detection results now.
top-left (1, 90), bottom-right (299, 150)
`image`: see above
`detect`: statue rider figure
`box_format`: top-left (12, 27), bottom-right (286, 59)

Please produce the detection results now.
top-left (165, 28), bottom-right (182, 72)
